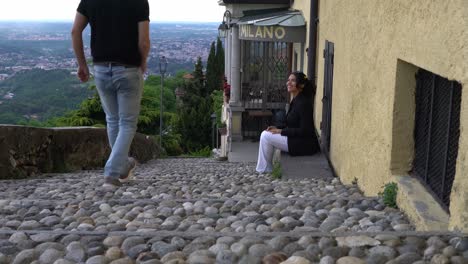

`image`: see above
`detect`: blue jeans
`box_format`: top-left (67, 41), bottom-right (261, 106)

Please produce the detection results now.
top-left (94, 65), bottom-right (143, 179)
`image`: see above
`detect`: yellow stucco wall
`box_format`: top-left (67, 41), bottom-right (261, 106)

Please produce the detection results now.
top-left (314, 0), bottom-right (468, 230)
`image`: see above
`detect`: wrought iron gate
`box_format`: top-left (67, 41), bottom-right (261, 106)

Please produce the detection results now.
top-left (321, 40), bottom-right (334, 154)
top-left (241, 40), bottom-right (291, 138)
top-left (413, 69), bottom-right (462, 211)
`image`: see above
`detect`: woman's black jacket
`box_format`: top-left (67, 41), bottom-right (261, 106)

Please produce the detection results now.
top-left (280, 92), bottom-right (320, 156)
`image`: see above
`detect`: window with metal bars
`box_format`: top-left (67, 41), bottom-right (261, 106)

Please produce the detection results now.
top-left (241, 40), bottom-right (291, 110)
top-left (241, 40), bottom-right (291, 139)
top-left (413, 69), bottom-right (462, 211)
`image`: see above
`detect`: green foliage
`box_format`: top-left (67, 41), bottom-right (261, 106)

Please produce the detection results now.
top-left (144, 75), bottom-right (161, 86)
top-left (48, 74), bottom-right (186, 155)
top-left (211, 90), bottom-right (224, 127)
top-left (187, 146), bottom-right (212, 157)
top-left (379, 182), bottom-right (399, 209)
top-left (162, 133), bottom-right (184, 156)
top-left (44, 75), bottom-right (179, 135)
top-left (216, 37), bottom-right (225, 78)
top-left (17, 119), bottom-right (47, 127)
top-left (176, 95), bottom-right (212, 152)
top-left (45, 85), bottom-right (105, 127)
top-left (192, 57), bottom-right (207, 97)
top-left (16, 69), bottom-right (206, 156)
top-left (137, 80), bottom-right (176, 135)
top-left (0, 39), bottom-right (220, 156)
top-left (272, 162), bottom-right (282, 179)
top-left (0, 69), bottom-right (93, 124)
top-left (174, 59), bottom-right (213, 153)
top-left (153, 132), bottom-right (184, 157)
top-left (193, 57), bottom-right (204, 82)
top-left (205, 41), bottom-right (219, 95)
top-left (205, 38), bottom-right (225, 97)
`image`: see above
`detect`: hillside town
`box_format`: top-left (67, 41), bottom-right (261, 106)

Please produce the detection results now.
top-left (0, 22), bottom-right (218, 79)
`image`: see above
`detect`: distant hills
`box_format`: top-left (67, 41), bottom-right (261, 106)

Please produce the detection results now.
top-left (0, 68), bottom-right (93, 124)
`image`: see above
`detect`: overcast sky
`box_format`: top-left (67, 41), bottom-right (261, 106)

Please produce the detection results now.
top-left (0, 0), bottom-right (226, 22)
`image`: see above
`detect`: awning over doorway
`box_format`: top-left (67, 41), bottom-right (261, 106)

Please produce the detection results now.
top-left (238, 10), bottom-right (306, 26)
top-left (237, 10), bottom-right (306, 43)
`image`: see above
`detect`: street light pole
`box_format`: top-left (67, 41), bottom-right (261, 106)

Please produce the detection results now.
top-left (159, 56), bottom-right (168, 148)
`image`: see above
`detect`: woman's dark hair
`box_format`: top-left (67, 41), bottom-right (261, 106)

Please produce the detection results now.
top-left (290, 71), bottom-right (316, 97)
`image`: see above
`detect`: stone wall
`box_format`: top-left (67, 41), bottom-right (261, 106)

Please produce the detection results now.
top-left (0, 125), bottom-right (160, 179)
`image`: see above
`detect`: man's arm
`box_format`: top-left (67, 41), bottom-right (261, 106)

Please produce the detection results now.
top-left (138, 21), bottom-right (150, 73)
top-left (71, 12), bottom-right (89, 82)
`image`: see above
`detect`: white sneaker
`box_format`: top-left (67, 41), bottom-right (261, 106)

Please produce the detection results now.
top-left (119, 157), bottom-right (137, 183)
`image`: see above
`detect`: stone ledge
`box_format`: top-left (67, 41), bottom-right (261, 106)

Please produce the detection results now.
top-left (0, 195), bottom-right (381, 205)
top-left (274, 149), bottom-right (334, 180)
top-left (0, 229), bottom-right (465, 239)
top-left (395, 175), bottom-right (449, 231)
top-left (0, 125), bottom-right (160, 179)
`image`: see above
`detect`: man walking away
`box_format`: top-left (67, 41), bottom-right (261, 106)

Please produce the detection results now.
top-left (71, 0), bottom-right (150, 188)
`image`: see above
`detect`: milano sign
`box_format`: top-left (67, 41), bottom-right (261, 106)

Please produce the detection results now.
top-left (239, 24), bottom-right (306, 43)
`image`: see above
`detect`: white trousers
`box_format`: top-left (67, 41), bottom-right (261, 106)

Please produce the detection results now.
top-left (256, 130), bottom-right (289, 173)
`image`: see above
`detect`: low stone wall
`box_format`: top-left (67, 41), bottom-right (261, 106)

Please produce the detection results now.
top-left (0, 125), bottom-right (160, 179)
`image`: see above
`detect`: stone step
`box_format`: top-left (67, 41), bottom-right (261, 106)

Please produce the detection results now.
top-left (0, 196), bottom-right (382, 204)
top-left (276, 151), bottom-right (334, 180)
top-left (1, 158), bottom-right (465, 263)
top-left (0, 230), bottom-right (466, 264)
top-left (0, 171), bottom-right (362, 201)
top-left (0, 197), bottom-right (410, 234)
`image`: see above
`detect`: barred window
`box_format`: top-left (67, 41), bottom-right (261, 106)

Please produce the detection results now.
top-left (413, 69), bottom-right (462, 211)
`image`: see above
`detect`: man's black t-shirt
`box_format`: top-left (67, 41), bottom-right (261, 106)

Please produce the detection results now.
top-left (77, 0), bottom-right (149, 67)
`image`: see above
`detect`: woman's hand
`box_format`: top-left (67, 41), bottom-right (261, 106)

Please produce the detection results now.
top-left (266, 126), bottom-right (282, 134)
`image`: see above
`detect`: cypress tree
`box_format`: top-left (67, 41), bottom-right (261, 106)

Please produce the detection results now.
top-left (193, 57), bottom-right (204, 83)
top-left (215, 37), bottom-right (225, 84)
top-left (176, 57), bottom-right (213, 152)
top-left (192, 57), bottom-right (206, 97)
top-left (206, 42), bottom-right (217, 95)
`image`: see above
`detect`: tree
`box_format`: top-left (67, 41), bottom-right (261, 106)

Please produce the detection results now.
top-left (176, 59), bottom-right (213, 152)
top-left (205, 41), bottom-right (217, 95)
top-left (176, 96), bottom-right (212, 152)
top-left (46, 75), bottom-right (179, 136)
top-left (190, 57), bottom-right (206, 97)
top-left (193, 57), bottom-right (204, 81)
top-left (215, 37), bottom-right (225, 81)
top-left (23, 72), bottom-right (187, 156)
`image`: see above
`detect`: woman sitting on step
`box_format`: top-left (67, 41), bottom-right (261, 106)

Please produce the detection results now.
top-left (256, 71), bottom-right (320, 173)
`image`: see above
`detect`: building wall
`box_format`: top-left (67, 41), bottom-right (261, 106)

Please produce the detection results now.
top-left (291, 0), bottom-right (310, 75)
top-left (315, 0), bottom-right (468, 230)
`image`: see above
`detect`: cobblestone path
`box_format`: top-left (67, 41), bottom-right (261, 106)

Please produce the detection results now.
top-left (0, 158), bottom-right (467, 263)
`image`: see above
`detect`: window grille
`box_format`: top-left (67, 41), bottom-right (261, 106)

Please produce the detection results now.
top-left (241, 40), bottom-right (290, 109)
top-left (413, 69), bottom-right (462, 211)
top-left (241, 40), bottom-right (291, 139)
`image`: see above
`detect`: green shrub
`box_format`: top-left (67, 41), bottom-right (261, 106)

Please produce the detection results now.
top-left (163, 140), bottom-right (183, 157)
top-left (379, 182), bottom-right (398, 208)
top-left (211, 90), bottom-right (224, 127)
top-left (187, 146), bottom-right (212, 157)
top-left (272, 162), bottom-right (282, 179)
top-left (161, 133), bottom-right (183, 156)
